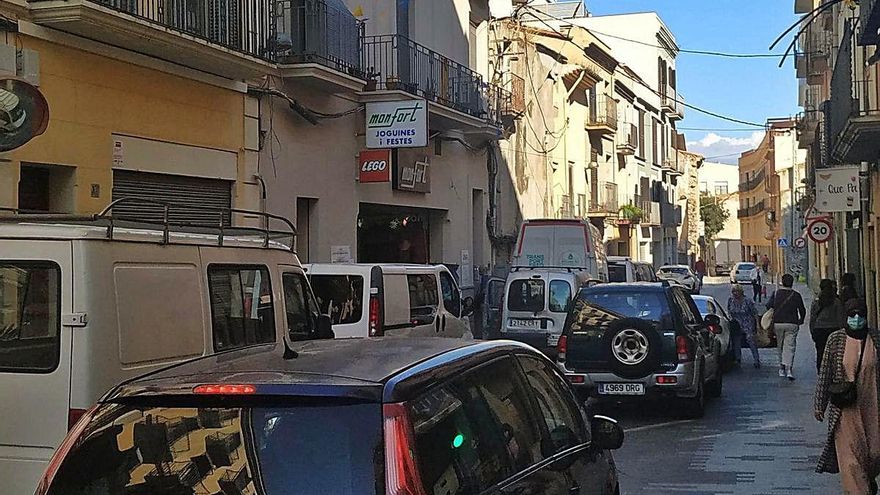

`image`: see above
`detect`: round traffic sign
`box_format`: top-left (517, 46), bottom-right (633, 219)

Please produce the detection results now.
top-left (794, 237), bottom-right (807, 249)
top-left (808, 219), bottom-right (833, 243)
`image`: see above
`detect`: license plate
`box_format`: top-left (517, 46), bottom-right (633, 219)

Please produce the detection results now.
top-left (598, 383), bottom-right (645, 396)
top-left (509, 319), bottom-right (541, 329)
top-left (547, 334), bottom-right (560, 346)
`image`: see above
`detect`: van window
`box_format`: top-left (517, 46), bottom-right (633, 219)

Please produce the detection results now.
top-left (409, 357), bottom-right (541, 493)
top-left (208, 266), bottom-right (276, 351)
top-left (0, 262), bottom-right (60, 372)
top-left (507, 279), bottom-right (545, 312)
top-left (440, 271), bottom-right (461, 317)
top-left (607, 263), bottom-right (627, 282)
top-left (47, 401), bottom-right (383, 495)
top-left (309, 275), bottom-right (364, 325)
top-left (282, 273), bottom-right (320, 339)
top-left (408, 274), bottom-right (439, 323)
top-left (548, 280), bottom-right (571, 313)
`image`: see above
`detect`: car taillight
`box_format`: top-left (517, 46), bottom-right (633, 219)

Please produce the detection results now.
top-left (369, 295), bottom-right (384, 337)
top-left (384, 403), bottom-right (427, 495)
top-left (676, 335), bottom-right (693, 362)
top-left (35, 405), bottom-right (98, 495)
top-left (557, 335), bottom-right (568, 363)
top-left (193, 384), bottom-right (257, 395)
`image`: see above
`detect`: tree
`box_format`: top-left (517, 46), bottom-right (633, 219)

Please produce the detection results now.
top-left (700, 194), bottom-right (730, 240)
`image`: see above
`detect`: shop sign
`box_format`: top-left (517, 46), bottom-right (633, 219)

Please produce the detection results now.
top-left (394, 159), bottom-right (430, 193)
top-left (358, 149), bottom-right (391, 183)
top-left (815, 166), bottom-right (860, 212)
top-left (365, 100), bottom-right (428, 149)
top-left (330, 245), bottom-right (353, 263)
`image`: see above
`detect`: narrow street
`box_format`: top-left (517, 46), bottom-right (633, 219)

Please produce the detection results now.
top-left (603, 278), bottom-right (839, 494)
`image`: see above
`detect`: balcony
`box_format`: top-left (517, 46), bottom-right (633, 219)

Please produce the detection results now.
top-left (662, 151), bottom-right (684, 176)
top-left (589, 182), bottom-right (619, 217)
top-left (29, 0), bottom-right (275, 79)
top-left (739, 167), bottom-right (766, 192)
top-left (617, 123), bottom-right (638, 155)
top-left (737, 200), bottom-right (766, 219)
top-left (275, 0), bottom-right (367, 91)
top-left (639, 199), bottom-right (661, 226)
top-left (362, 34), bottom-right (512, 133)
top-left (830, 21), bottom-right (880, 163)
top-left (586, 94), bottom-right (618, 135)
top-left (557, 195), bottom-right (574, 219)
top-left (860, 0), bottom-right (880, 45)
top-left (661, 86), bottom-right (684, 120)
top-left (660, 201), bottom-right (681, 226)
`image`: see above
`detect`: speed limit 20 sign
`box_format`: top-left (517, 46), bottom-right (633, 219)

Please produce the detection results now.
top-left (358, 149), bottom-right (391, 183)
top-left (808, 219), bottom-right (833, 243)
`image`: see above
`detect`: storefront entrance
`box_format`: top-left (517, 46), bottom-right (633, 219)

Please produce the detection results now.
top-left (358, 203), bottom-right (441, 263)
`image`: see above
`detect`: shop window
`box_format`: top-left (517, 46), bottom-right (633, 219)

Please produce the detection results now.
top-left (208, 265), bottom-right (275, 351)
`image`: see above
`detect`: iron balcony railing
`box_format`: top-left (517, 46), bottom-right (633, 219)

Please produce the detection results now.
top-left (737, 200), bottom-right (766, 219)
top-left (860, 0), bottom-right (880, 45)
top-left (830, 20), bottom-right (855, 143)
top-left (588, 94), bottom-right (618, 130)
top-left (275, 0), bottom-right (365, 77)
top-left (634, 196), bottom-right (660, 225)
top-left (88, 0), bottom-right (275, 60)
top-left (589, 182), bottom-right (619, 213)
top-left (617, 123), bottom-right (638, 153)
top-left (739, 167), bottom-right (766, 192)
top-left (363, 34), bottom-right (512, 124)
top-left (558, 195), bottom-right (573, 219)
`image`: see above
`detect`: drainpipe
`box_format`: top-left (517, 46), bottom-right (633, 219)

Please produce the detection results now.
top-left (253, 174), bottom-right (268, 231)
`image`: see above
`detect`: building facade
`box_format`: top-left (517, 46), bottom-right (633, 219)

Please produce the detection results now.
top-left (699, 161), bottom-right (742, 273)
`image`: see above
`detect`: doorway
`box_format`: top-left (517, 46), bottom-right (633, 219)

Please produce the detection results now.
top-left (358, 203), bottom-right (441, 263)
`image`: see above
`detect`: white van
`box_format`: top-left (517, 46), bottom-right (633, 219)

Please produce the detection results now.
top-left (0, 208), bottom-right (327, 495)
top-left (304, 263), bottom-right (474, 339)
top-left (607, 256), bottom-right (658, 283)
top-left (513, 219), bottom-right (609, 281)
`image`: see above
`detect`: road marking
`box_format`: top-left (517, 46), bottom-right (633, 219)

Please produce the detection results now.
top-left (625, 419), bottom-right (695, 433)
top-left (680, 419), bottom-right (789, 442)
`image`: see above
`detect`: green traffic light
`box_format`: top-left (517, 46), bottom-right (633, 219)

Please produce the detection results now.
top-left (452, 433), bottom-right (464, 448)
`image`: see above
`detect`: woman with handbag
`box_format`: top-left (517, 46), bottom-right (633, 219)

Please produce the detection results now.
top-left (814, 298), bottom-right (880, 494)
top-left (727, 284), bottom-right (761, 368)
top-left (811, 279), bottom-right (845, 374)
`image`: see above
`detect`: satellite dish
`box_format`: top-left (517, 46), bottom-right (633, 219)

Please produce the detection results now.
top-left (0, 78), bottom-right (49, 152)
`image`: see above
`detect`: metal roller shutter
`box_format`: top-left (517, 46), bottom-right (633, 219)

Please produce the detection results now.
top-left (112, 170), bottom-right (232, 227)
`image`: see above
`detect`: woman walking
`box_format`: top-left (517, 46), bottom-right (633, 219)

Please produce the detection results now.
top-left (752, 270), bottom-right (763, 303)
top-left (767, 274), bottom-right (807, 380)
top-left (728, 284), bottom-right (761, 368)
top-left (811, 279), bottom-right (845, 373)
top-left (815, 298), bottom-right (880, 494)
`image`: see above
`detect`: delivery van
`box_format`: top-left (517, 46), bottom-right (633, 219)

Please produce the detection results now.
top-left (513, 219), bottom-right (609, 281)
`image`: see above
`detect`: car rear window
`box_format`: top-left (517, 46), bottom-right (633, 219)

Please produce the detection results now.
top-left (737, 263), bottom-right (756, 271)
top-left (309, 275), bottom-right (364, 325)
top-left (582, 289), bottom-right (668, 321)
top-left (0, 262), bottom-right (60, 373)
top-left (507, 279), bottom-right (545, 312)
top-left (659, 267), bottom-right (688, 276)
top-left (549, 280), bottom-right (571, 313)
top-left (47, 401), bottom-right (383, 495)
top-left (607, 263), bottom-right (627, 282)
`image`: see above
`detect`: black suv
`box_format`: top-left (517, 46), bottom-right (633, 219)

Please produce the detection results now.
top-left (38, 339), bottom-right (623, 495)
top-left (557, 282), bottom-right (724, 418)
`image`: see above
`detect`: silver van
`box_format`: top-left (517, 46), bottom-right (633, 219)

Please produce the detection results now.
top-left (499, 267), bottom-right (593, 358)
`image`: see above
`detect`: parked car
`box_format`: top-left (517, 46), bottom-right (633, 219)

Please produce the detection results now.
top-left (498, 267), bottom-right (593, 357)
top-left (0, 203), bottom-right (330, 495)
top-left (607, 256), bottom-right (658, 283)
top-left (557, 282), bottom-right (724, 418)
top-left (513, 218), bottom-right (609, 282)
top-left (36, 339), bottom-right (624, 495)
top-left (692, 295), bottom-right (736, 367)
top-left (730, 262), bottom-right (759, 285)
top-left (305, 263), bottom-right (473, 339)
top-left (714, 262), bottom-right (733, 277)
top-left (657, 265), bottom-right (701, 294)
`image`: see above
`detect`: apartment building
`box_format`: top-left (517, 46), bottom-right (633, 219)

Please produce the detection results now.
top-left (700, 161), bottom-right (742, 273)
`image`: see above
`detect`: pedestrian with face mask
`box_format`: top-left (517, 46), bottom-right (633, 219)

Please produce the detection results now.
top-left (815, 298), bottom-right (880, 494)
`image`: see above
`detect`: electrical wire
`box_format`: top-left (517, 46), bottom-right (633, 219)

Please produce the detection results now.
top-left (679, 127), bottom-right (764, 132)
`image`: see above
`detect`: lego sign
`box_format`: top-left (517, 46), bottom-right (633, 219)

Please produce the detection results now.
top-left (365, 100), bottom-right (428, 148)
top-left (815, 166), bottom-right (860, 212)
top-left (358, 149), bottom-right (391, 183)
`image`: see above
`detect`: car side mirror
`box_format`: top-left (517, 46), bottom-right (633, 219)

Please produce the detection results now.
top-left (463, 296), bottom-right (475, 316)
top-left (316, 314), bottom-right (334, 340)
top-left (591, 415), bottom-right (624, 450)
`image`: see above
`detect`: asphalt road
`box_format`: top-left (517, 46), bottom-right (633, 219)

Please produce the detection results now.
top-left (599, 277), bottom-right (840, 494)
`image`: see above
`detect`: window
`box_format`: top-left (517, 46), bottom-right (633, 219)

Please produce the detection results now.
top-left (608, 263), bottom-right (628, 282)
top-left (582, 290), bottom-right (668, 321)
top-left (518, 356), bottom-right (588, 455)
top-left (694, 297), bottom-right (716, 315)
top-left (0, 262), bottom-right (60, 372)
top-left (283, 273), bottom-right (320, 340)
top-left (637, 109), bottom-right (646, 157)
top-left (700, 181), bottom-right (708, 193)
top-left (652, 119), bottom-right (659, 166)
top-left (309, 275), bottom-right (364, 325)
top-left (548, 280), bottom-right (572, 313)
top-left (208, 266), bottom-right (275, 351)
top-left (507, 279), bottom-right (545, 312)
top-left (714, 182), bottom-right (729, 195)
top-left (408, 274), bottom-right (439, 324)
top-left (440, 271), bottom-right (462, 317)
top-left (673, 289), bottom-right (699, 325)
top-left (409, 357), bottom-right (542, 494)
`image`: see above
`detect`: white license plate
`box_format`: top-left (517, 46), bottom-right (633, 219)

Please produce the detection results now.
top-left (547, 334), bottom-right (560, 346)
top-left (509, 319), bottom-right (541, 329)
top-left (599, 383), bottom-right (645, 396)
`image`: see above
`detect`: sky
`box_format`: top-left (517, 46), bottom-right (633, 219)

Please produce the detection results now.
top-left (586, 0), bottom-right (802, 164)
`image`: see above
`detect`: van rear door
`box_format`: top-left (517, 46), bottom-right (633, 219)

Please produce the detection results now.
top-left (0, 240), bottom-right (72, 495)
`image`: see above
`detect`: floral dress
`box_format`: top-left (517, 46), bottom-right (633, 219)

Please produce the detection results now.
top-left (728, 295), bottom-right (760, 363)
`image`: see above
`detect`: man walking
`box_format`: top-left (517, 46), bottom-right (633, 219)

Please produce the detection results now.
top-left (767, 274), bottom-right (807, 380)
top-left (695, 258), bottom-right (707, 286)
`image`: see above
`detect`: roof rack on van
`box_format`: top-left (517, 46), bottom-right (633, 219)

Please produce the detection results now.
top-left (0, 197), bottom-right (297, 252)
top-left (510, 266), bottom-right (588, 273)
